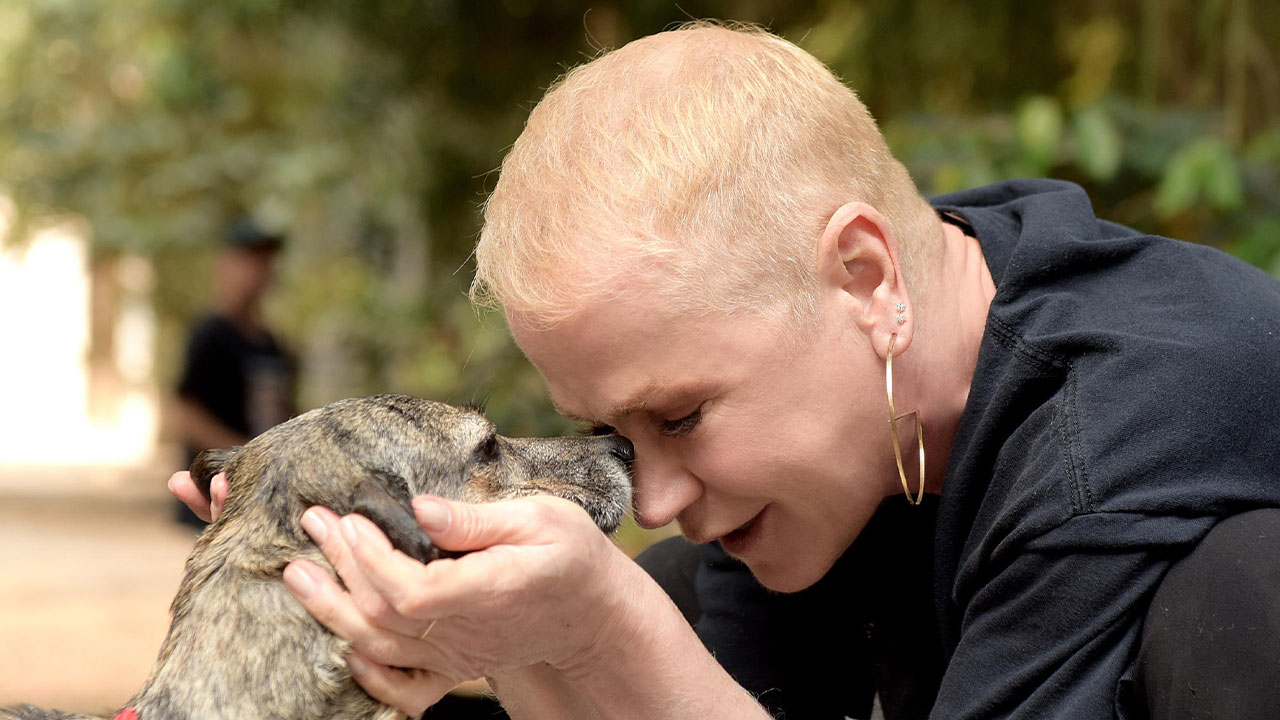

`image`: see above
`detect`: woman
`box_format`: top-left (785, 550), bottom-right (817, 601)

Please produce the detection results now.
top-left (173, 22), bottom-right (1280, 719)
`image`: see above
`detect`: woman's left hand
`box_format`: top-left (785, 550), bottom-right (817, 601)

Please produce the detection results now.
top-left (282, 493), bottom-right (636, 716)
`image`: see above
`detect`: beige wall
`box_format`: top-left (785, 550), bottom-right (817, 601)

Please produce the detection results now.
top-left (0, 211), bottom-right (160, 472)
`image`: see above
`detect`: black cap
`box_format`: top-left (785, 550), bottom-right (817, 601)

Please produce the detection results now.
top-left (225, 218), bottom-right (284, 251)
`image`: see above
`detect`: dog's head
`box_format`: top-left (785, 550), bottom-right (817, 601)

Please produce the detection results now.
top-left (190, 395), bottom-right (633, 563)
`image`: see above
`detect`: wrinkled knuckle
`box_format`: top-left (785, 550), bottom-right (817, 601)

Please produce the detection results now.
top-left (362, 636), bottom-right (402, 667)
top-left (523, 498), bottom-right (557, 525)
top-left (388, 591), bottom-right (425, 619)
top-left (348, 591), bottom-right (388, 623)
top-left (374, 602), bottom-right (415, 633)
top-left (539, 494), bottom-right (584, 520)
top-left (368, 606), bottom-right (401, 631)
top-left (454, 519), bottom-right (483, 546)
top-left (317, 534), bottom-right (346, 562)
top-left (306, 597), bottom-right (342, 629)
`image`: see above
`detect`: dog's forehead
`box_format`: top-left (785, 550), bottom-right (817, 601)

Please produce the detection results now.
top-left (311, 396), bottom-right (496, 453)
top-left (379, 396), bottom-right (494, 441)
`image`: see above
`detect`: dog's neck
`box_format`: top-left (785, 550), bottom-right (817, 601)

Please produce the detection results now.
top-left (126, 523), bottom-right (400, 720)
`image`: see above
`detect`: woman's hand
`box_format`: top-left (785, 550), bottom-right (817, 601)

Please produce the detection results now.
top-left (282, 494), bottom-right (639, 716)
top-left (170, 472), bottom-right (766, 719)
top-left (167, 470), bottom-right (228, 523)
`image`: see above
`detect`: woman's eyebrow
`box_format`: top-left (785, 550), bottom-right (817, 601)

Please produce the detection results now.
top-left (553, 382), bottom-right (714, 424)
top-left (608, 383), bottom-right (714, 420)
top-left (552, 397), bottom-right (651, 425)
top-left (605, 396), bottom-right (653, 419)
top-left (551, 389), bottom-right (659, 424)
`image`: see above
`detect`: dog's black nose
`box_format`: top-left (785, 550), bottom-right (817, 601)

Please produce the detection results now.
top-left (607, 435), bottom-right (635, 466)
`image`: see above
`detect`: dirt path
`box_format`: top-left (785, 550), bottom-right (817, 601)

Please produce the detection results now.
top-left (0, 473), bottom-right (194, 715)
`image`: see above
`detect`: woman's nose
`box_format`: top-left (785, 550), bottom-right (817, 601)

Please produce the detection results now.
top-left (629, 446), bottom-right (700, 530)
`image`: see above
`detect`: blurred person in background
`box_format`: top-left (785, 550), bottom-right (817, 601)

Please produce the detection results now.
top-left (171, 218), bottom-right (295, 527)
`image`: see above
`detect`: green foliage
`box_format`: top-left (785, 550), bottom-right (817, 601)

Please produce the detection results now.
top-left (1155, 138), bottom-right (1244, 217)
top-left (1070, 106), bottom-right (1123, 182)
top-left (1015, 96), bottom-right (1065, 176)
top-left (2, 0), bottom-right (1277, 443)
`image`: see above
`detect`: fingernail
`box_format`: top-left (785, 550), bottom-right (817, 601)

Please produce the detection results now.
top-left (340, 516), bottom-right (360, 548)
top-left (301, 509), bottom-right (328, 544)
top-left (283, 563), bottom-right (316, 599)
top-left (414, 497), bottom-right (450, 533)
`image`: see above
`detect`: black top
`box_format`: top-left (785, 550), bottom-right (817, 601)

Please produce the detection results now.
top-left (176, 314), bottom-right (295, 462)
top-left (930, 178), bottom-right (1280, 718)
top-left (689, 179), bottom-right (1280, 720)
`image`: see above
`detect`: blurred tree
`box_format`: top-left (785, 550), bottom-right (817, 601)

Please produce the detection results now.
top-left (1, 0), bottom-right (1276, 448)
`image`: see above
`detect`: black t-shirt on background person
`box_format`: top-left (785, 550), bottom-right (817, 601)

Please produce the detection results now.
top-left (175, 314), bottom-right (295, 523)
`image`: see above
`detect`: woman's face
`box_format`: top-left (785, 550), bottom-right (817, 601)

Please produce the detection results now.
top-left (510, 291), bottom-right (902, 592)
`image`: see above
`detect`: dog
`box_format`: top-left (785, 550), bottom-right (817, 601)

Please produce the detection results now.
top-left (3, 395), bottom-right (633, 720)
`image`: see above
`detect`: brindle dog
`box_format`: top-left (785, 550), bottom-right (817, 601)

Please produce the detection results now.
top-left (3, 395), bottom-right (633, 720)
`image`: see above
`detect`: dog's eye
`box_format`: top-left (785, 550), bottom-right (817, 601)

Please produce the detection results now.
top-left (476, 434), bottom-right (500, 461)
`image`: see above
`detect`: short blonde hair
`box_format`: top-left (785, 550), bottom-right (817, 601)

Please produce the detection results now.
top-left (472, 21), bottom-right (937, 327)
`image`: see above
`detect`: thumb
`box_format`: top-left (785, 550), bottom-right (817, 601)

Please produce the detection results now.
top-left (412, 495), bottom-right (558, 553)
top-left (209, 472), bottom-right (229, 521)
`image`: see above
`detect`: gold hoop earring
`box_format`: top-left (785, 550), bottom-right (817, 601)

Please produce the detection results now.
top-left (886, 333), bottom-right (925, 505)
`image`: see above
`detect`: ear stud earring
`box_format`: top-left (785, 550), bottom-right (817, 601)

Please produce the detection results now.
top-left (895, 302), bottom-right (906, 325)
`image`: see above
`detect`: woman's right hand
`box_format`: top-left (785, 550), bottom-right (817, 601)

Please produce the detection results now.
top-left (167, 470), bottom-right (228, 523)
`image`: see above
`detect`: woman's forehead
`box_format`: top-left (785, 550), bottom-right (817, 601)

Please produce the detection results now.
top-left (512, 298), bottom-right (797, 420)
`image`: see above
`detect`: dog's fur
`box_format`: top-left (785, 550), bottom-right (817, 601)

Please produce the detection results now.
top-left (3, 395), bottom-right (633, 720)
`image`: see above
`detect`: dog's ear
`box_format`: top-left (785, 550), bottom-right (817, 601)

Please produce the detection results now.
top-left (351, 469), bottom-right (441, 564)
top-left (190, 448), bottom-right (239, 501)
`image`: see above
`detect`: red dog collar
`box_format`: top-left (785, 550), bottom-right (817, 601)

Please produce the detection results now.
top-left (114, 709), bottom-right (139, 720)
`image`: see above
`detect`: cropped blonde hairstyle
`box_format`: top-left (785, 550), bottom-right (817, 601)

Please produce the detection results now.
top-left (472, 21), bottom-right (937, 327)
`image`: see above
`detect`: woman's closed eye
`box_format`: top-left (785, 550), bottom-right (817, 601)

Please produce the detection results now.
top-left (658, 407), bottom-right (702, 438)
top-left (577, 404), bottom-right (704, 439)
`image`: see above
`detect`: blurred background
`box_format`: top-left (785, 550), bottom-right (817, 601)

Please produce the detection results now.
top-left (1, 0), bottom-right (1277, 713)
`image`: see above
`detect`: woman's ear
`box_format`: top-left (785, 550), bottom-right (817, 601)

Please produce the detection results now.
top-left (816, 201), bottom-right (913, 357)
